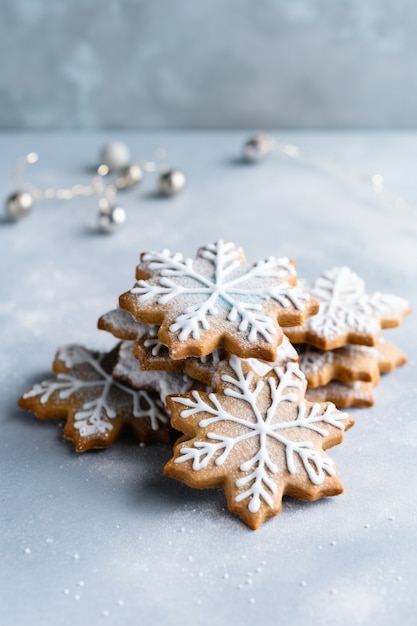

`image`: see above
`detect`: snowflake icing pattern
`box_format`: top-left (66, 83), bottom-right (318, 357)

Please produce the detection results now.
top-left (165, 356), bottom-right (353, 529)
top-left (306, 267), bottom-right (410, 340)
top-left (121, 241), bottom-right (314, 360)
top-left (19, 344), bottom-right (169, 451)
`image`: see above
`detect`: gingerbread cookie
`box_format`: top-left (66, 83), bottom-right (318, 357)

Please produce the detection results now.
top-left (112, 340), bottom-right (198, 404)
top-left (18, 343), bottom-right (171, 452)
top-left (119, 240), bottom-right (318, 361)
top-left (98, 307), bottom-right (149, 341)
top-left (285, 266), bottom-right (411, 350)
top-left (306, 381), bottom-right (375, 408)
top-left (376, 339), bottom-right (408, 374)
top-left (134, 329), bottom-right (299, 387)
top-left (297, 340), bottom-right (407, 388)
top-left (164, 355), bottom-right (354, 529)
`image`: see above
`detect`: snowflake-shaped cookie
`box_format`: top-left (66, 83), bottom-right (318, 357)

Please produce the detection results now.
top-left (133, 324), bottom-right (224, 381)
top-left (119, 240), bottom-right (318, 361)
top-left (306, 381), bottom-right (375, 408)
top-left (112, 341), bottom-right (197, 404)
top-left (18, 343), bottom-right (171, 452)
top-left (164, 355), bottom-right (354, 529)
top-left (297, 340), bottom-right (407, 388)
top-left (285, 266), bottom-right (411, 350)
top-left (98, 307), bottom-right (149, 340)
top-left (134, 327), bottom-right (299, 386)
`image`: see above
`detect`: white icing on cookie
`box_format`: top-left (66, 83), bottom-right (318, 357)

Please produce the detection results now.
top-left (24, 344), bottom-right (168, 436)
top-left (304, 266), bottom-right (410, 341)
top-left (245, 336), bottom-right (299, 376)
top-left (173, 356), bottom-right (348, 513)
top-left (113, 341), bottom-right (195, 403)
top-left (99, 307), bottom-right (151, 339)
top-left (142, 326), bottom-right (167, 356)
top-left (131, 241), bottom-right (311, 345)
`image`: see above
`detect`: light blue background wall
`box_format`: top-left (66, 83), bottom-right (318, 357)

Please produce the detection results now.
top-left (0, 0), bottom-right (416, 129)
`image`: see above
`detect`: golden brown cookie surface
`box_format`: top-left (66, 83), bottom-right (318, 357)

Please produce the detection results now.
top-left (112, 340), bottom-right (197, 403)
top-left (285, 266), bottom-right (411, 350)
top-left (306, 380), bottom-right (375, 408)
top-left (119, 240), bottom-right (318, 361)
top-left (18, 343), bottom-right (172, 451)
top-left (134, 330), bottom-right (299, 386)
top-left (297, 340), bottom-right (407, 388)
top-left (98, 307), bottom-right (149, 340)
top-left (164, 355), bottom-right (354, 529)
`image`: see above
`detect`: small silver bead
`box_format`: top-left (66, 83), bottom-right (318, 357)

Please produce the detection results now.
top-left (116, 163), bottom-right (144, 189)
top-left (5, 191), bottom-right (33, 220)
top-left (243, 133), bottom-right (275, 161)
top-left (158, 169), bottom-right (186, 196)
top-left (100, 142), bottom-right (131, 171)
top-left (97, 200), bottom-right (126, 233)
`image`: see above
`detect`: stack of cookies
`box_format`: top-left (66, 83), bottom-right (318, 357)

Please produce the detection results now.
top-left (18, 241), bottom-right (411, 530)
top-left (284, 266), bottom-right (410, 408)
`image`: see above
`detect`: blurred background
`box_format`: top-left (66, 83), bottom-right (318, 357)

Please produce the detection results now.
top-left (0, 0), bottom-right (415, 129)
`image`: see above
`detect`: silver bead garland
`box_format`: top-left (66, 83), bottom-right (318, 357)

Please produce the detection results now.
top-left (241, 133), bottom-right (416, 216)
top-left (4, 142), bottom-right (186, 232)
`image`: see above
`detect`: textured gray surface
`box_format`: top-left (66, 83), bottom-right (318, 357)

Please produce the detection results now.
top-left (1, 131), bottom-right (417, 625)
top-left (1, 1), bottom-right (417, 129)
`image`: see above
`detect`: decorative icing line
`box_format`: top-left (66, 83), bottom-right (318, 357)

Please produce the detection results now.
top-left (23, 344), bottom-right (168, 437)
top-left (131, 241), bottom-right (310, 344)
top-left (143, 327), bottom-right (166, 356)
top-left (245, 337), bottom-right (299, 376)
top-left (114, 341), bottom-right (194, 403)
top-left (172, 356), bottom-right (346, 514)
top-left (306, 266), bottom-right (410, 340)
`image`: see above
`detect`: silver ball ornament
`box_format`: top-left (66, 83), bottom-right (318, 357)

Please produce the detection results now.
top-left (243, 133), bottom-right (275, 162)
top-left (6, 191), bottom-right (33, 220)
top-left (100, 142), bottom-right (131, 172)
top-left (116, 163), bottom-right (144, 190)
top-left (97, 201), bottom-right (126, 233)
top-left (158, 169), bottom-right (186, 196)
